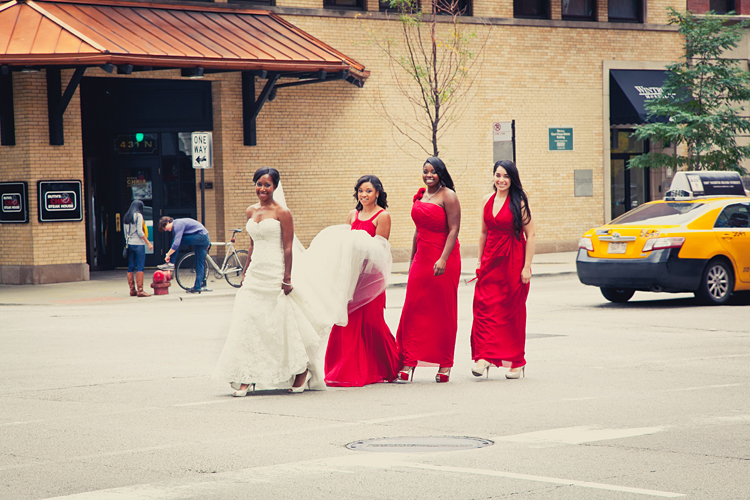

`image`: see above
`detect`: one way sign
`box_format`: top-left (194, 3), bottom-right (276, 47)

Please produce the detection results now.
top-left (191, 132), bottom-right (213, 169)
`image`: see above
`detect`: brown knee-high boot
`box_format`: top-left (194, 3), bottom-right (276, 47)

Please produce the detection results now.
top-left (127, 272), bottom-right (137, 297)
top-left (136, 272), bottom-right (151, 297)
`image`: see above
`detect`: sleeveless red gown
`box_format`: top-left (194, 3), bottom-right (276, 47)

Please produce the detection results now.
top-left (324, 211), bottom-right (401, 386)
top-left (396, 195), bottom-right (461, 367)
top-left (471, 195), bottom-right (529, 368)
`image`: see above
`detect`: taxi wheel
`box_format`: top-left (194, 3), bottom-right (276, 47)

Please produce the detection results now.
top-left (600, 287), bottom-right (635, 303)
top-left (696, 259), bottom-right (734, 305)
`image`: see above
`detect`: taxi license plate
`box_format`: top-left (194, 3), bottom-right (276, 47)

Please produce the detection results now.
top-left (607, 242), bottom-right (627, 254)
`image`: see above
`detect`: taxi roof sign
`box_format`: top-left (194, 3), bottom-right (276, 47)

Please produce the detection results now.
top-left (665, 171), bottom-right (746, 200)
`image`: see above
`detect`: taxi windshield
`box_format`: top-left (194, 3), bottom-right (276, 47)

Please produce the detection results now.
top-left (611, 202), bottom-right (705, 225)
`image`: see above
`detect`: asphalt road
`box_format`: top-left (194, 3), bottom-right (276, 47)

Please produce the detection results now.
top-left (1, 275), bottom-right (749, 499)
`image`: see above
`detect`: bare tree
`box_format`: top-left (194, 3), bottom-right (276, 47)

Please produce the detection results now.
top-left (364, 0), bottom-right (490, 158)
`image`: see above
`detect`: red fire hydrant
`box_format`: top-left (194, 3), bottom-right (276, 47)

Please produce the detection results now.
top-left (151, 266), bottom-right (173, 295)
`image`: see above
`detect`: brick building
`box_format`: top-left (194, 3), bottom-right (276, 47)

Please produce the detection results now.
top-left (0, 0), bottom-right (706, 284)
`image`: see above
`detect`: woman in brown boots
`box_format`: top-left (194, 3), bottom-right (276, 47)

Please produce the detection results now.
top-left (123, 200), bottom-right (153, 297)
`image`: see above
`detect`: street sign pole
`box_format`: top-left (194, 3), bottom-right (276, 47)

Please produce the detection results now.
top-left (200, 169), bottom-right (205, 226)
top-left (191, 132), bottom-right (213, 226)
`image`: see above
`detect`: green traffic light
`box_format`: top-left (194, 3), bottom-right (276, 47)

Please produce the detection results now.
top-left (135, 133), bottom-right (144, 142)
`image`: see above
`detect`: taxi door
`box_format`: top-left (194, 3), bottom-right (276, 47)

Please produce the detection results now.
top-left (714, 202), bottom-right (750, 283)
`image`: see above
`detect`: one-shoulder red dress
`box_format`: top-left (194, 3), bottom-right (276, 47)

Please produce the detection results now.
top-left (471, 195), bottom-right (529, 368)
top-left (324, 210), bottom-right (401, 386)
top-left (396, 194), bottom-right (461, 368)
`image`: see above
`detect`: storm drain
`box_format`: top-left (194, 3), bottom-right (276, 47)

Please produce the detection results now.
top-left (346, 436), bottom-right (493, 453)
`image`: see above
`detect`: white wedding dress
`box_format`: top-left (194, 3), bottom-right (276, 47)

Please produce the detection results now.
top-left (213, 185), bottom-right (392, 392)
top-left (213, 218), bottom-right (330, 390)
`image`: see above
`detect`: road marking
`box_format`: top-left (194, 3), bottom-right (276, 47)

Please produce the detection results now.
top-left (491, 426), bottom-right (664, 445)
top-left (37, 454), bottom-right (685, 499)
top-left (360, 411), bottom-right (452, 424)
top-left (396, 463), bottom-right (684, 498)
top-left (667, 383), bottom-right (745, 392)
top-left (173, 400), bottom-right (234, 407)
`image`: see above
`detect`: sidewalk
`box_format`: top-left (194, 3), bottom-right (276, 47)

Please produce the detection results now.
top-left (0, 252), bottom-right (578, 306)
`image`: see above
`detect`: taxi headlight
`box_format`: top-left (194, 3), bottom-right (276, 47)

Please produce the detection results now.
top-left (642, 237), bottom-right (685, 252)
top-left (578, 237), bottom-right (594, 252)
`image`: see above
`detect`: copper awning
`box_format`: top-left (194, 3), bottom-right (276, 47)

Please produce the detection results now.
top-left (0, 0), bottom-right (369, 82)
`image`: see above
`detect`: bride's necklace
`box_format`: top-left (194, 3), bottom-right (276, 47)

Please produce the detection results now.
top-left (424, 185), bottom-right (442, 201)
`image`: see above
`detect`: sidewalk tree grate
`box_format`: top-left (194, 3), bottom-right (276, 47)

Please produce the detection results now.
top-left (346, 436), bottom-right (493, 453)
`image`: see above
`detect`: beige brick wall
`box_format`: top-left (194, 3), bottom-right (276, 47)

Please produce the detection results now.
top-left (0, 71), bottom-right (86, 268)
top-left (0, 1), bottom-right (687, 278)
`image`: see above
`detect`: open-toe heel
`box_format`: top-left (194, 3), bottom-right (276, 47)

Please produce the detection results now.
top-left (398, 366), bottom-right (415, 382)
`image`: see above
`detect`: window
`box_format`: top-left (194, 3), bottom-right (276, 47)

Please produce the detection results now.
top-left (562, 0), bottom-right (595, 20)
top-left (514, 0), bottom-right (550, 18)
top-left (710, 0), bottom-right (736, 14)
top-left (715, 203), bottom-right (750, 228)
top-left (608, 0), bottom-right (641, 22)
top-left (380, 0), bottom-right (419, 13)
top-left (434, 0), bottom-right (471, 16)
top-left (229, 0), bottom-right (275, 5)
top-left (324, 0), bottom-right (364, 10)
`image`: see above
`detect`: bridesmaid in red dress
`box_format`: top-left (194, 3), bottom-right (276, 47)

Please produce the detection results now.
top-left (324, 175), bottom-right (402, 386)
top-left (471, 160), bottom-right (535, 379)
top-left (396, 157), bottom-right (461, 383)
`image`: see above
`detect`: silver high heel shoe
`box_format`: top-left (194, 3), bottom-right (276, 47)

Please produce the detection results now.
top-left (505, 366), bottom-right (525, 379)
top-left (288, 370), bottom-right (312, 393)
top-left (472, 359), bottom-right (491, 378)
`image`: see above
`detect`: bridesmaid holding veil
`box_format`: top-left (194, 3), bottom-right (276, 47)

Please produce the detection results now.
top-left (396, 158), bottom-right (461, 383)
top-left (324, 175), bottom-right (401, 386)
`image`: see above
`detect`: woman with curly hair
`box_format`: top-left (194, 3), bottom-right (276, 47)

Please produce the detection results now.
top-left (324, 175), bottom-right (401, 387)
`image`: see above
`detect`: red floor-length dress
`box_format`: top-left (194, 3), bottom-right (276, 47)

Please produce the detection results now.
top-left (396, 192), bottom-right (461, 368)
top-left (471, 195), bottom-right (529, 368)
top-left (324, 211), bottom-right (401, 386)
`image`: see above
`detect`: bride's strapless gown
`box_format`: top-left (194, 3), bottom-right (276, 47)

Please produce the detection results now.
top-left (213, 218), bottom-right (329, 390)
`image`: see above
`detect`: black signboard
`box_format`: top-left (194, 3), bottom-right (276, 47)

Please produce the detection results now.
top-left (0, 181), bottom-right (28, 223)
top-left (114, 133), bottom-right (158, 154)
top-left (38, 181), bottom-right (83, 222)
top-left (685, 172), bottom-right (746, 197)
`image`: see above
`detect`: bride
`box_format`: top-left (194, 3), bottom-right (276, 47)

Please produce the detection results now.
top-left (213, 167), bottom-right (392, 396)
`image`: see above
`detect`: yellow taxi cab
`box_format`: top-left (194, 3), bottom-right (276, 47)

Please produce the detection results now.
top-left (576, 171), bottom-right (750, 305)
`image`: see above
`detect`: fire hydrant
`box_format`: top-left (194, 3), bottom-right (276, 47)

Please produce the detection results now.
top-left (151, 266), bottom-right (173, 295)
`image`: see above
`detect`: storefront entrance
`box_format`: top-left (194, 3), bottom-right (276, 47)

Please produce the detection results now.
top-left (610, 129), bottom-right (651, 219)
top-left (81, 78), bottom-right (212, 270)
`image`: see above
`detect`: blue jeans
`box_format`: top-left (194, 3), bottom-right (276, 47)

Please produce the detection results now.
top-left (181, 233), bottom-right (210, 290)
top-left (127, 244), bottom-right (146, 272)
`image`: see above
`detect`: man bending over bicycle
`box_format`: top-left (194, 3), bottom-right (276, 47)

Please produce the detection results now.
top-left (158, 216), bottom-right (210, 294)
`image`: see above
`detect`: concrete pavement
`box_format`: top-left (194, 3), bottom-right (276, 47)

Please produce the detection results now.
top-left (0, 251), bottom-right (578, 306)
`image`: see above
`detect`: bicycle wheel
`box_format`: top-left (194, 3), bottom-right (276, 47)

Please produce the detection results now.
top-left (224, 250), bottom-right (249, 288)
top-left (175, 252), bottom-right (209, 290)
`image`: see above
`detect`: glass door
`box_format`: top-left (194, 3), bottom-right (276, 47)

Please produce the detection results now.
top-left (116, 158), bottom-right (162, 268)
top-left (610, 130), bottom-right (650, 220)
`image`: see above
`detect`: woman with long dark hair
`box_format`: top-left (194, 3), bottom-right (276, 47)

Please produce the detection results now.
top-left (471, 160), bottom-right (535, 379)
top-left (396, 157), bottom-right (461, 383)
top-left (123, 200), bottom-right (153, 297)
top-left (324, 175), bottom-right (401, 386)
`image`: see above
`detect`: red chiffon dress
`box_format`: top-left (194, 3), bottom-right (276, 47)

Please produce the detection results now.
top-left (324, 211), bottom-right (402, 386)
top-left (471, 195), bottom-right (529, 368)
top-left (396, 191), bottom-right (461, 368)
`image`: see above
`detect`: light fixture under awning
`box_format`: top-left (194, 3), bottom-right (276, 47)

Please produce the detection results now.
top-left (610, 70), bottom-right (668, 125)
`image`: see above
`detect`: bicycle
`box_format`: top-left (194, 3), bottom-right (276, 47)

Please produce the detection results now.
top-left (174, 229), bottom-right (248, 289)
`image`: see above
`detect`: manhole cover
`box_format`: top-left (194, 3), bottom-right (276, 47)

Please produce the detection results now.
top-left (346, 436), bottom-right (493, 453)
